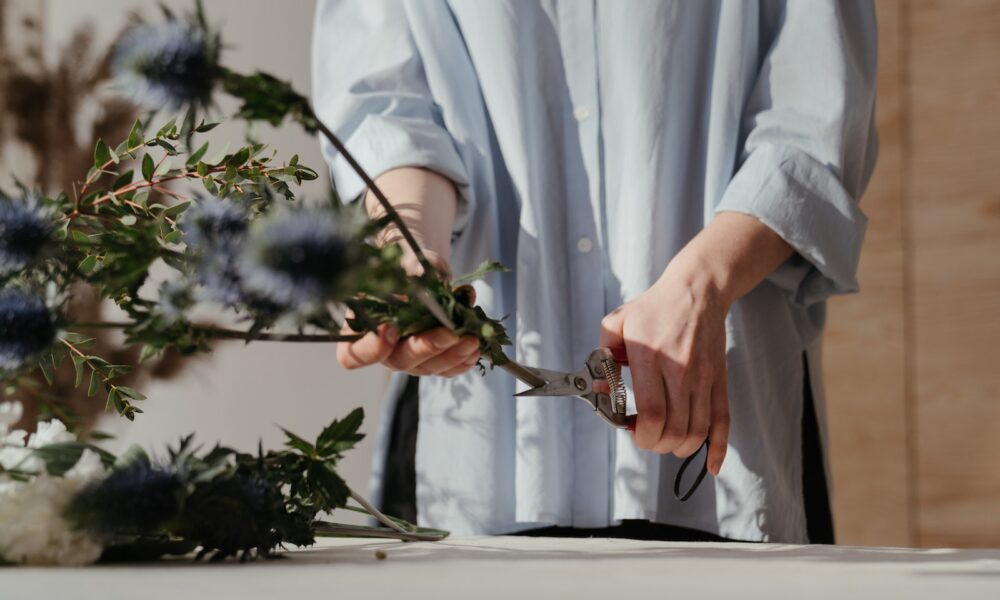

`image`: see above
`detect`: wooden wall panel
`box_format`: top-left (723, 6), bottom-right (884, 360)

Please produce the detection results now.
top-left (909, 0), bottom-right (1000, 547)
top-left (824, 0), bottom-right (911, 547)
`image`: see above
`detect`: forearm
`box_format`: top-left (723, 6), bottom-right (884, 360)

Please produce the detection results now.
top-left (364, 167), bottom-right (458, 272)
top-left (664, 211), bottom-right (794, 307)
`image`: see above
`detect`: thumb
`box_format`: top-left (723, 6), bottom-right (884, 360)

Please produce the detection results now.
top-left (600, 304), bottom-right (627, 349)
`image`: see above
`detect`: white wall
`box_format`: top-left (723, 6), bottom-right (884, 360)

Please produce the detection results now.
top-left (39, 0), bottom-right (389, 514)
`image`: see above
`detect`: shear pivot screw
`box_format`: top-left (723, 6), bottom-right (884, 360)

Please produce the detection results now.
top-left (574, 377), bottom-right (587, 391)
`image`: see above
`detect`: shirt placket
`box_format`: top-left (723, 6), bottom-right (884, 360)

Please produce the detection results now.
top-left (560, 0), bottom-right (611, 528)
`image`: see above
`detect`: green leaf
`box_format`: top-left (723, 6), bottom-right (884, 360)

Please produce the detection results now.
top-left (142, 153), bottom-right (155, 180)
top-left (452, 260), bottom-right (509, 285)
top-left (307, 462), bottom-right (350, 509)
top-left (106, 387), bottom-right (123, 414)
top-left (94, 139), bottom-right (110, 170)
top-left (88, 371), bottom-right (101, 397)
top-left (77, 254), bottom-right (100, 274)
top-left (316, 408), bottom-right (365, 457)
top-left (33, 442), bottom-right (115, 476)
top-left (194, 120), bottom-right (220, 133)
top-left (153, 138), bottom-right (177, 155)
top-left (37, 359), bottom-right (54, 385)
top-left (133, 187), bottom-right (151, 208)
top-left (62, 332), bottom-right (96, 345)
top-left (126, 119), bottom-right (144, 151)
top-left (226, 147), bottom-right (251, 167)
top-left (70, 230), bottom-right (91, 243)
top-left (113, 444), bottom-right (149, 469)
top-left (139, 345), bottom-right (161, 362)
top-left (156, 119), bottom-right (177, 138)
top-left (186, 141), bottom-right (209, 166)
top-left (281, 428), bottom-right (316, 456)
top-left (116, 386), bottom-right (147, 401)
top-left (112, 169), bottom-right (134, 190)
top-left (163, 200), bottom-right (191, 219)
top-left (72, 355), bottom-right (86, 387)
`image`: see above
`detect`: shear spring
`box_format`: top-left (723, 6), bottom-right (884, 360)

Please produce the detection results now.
top-left (601, 357), bottom-right (627, 415)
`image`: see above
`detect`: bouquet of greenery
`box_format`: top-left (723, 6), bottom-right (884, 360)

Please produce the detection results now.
top-left (0, 399), bottom-right (445, 566)
top-left (0, 2), bottom-right (511, 563)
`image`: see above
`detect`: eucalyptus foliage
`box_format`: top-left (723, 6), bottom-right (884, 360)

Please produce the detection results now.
top-left (0, 1), bottom-right (512, 423)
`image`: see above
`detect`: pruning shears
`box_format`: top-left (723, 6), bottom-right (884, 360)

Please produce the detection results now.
top-left (502, 347), bottom-right (710, 502)
top-left (419, 289), bottom-right (709, 501)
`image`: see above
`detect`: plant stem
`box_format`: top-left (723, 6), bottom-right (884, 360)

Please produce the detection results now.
top-left (346, 487), bottom-right (448, 542)
top-left (311, 118), bottom-right (436, 277)
top-left (71, 321), bottom-right (363, 343)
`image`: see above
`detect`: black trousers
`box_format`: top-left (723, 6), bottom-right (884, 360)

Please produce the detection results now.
top-left (380, 355), bottom-right (834, 543)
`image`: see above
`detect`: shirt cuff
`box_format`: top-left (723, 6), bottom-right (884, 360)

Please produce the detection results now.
top-left (321, 113), bottom-right (475, 235)
top-left (714, 143), bottom-right (868, 307)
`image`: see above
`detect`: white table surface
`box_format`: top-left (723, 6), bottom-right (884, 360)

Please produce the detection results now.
top-left (4, 536), bottom-right (1000, 599)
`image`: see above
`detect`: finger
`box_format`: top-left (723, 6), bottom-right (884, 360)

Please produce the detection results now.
top-left (674, 378), bottom-right (710, 458)
top-left (338, 324), bottom-right (398, 370)
top-left (453, 284), bottom-right (477, 307)
top-left (653, 373), bottom-right (689, 455)
top-left (384, 328), bottom-right (460, 372)
top-left (439, 353), bottom-right (482, 378)
top-left (411, 336), bottom-right (480, 375)
top-left (707, 374), bottom-right (731, 476)
top-left (599, 306), bottom-right (627, 349)
top-left (629, 346), bottom-right (668, 450)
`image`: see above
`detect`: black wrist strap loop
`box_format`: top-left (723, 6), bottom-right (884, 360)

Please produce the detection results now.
top-left (673, 440), bottom-right (710, 502)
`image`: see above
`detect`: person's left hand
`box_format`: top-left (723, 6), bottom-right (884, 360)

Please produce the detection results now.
top-left (600, 257), bottom-right (731, 476)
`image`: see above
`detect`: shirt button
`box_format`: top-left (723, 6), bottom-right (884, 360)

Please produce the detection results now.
top-left (577, 236), bottom-right (594, 254)
top-left (573, 106), bottom-right (590, 121)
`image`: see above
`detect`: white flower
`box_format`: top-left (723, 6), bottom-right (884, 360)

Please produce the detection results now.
top-left (0, 409), bottom-right (108, 566)
top-left (27, 418), bottom-right (75, 448)
top-left (0, 401), bottom-right (22, 430)
top-left (1, 416), bottom-right (76, 474)
top-left (0, 449), bottom-right (106, 566)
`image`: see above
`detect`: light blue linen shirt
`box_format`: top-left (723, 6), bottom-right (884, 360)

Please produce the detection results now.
top-left (313, 0), bottom-right (878, 543)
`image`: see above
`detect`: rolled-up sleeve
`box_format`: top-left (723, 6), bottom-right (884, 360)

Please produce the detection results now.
top-left (311, 0), bottom-right (473, 230)
top-left (715, 0), bottom-right (879, 307)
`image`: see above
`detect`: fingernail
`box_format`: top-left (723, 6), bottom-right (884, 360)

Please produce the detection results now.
top-left (433, 331), bottom-right (458, 349)
top-left (384, 326), bottom-right (399, 344)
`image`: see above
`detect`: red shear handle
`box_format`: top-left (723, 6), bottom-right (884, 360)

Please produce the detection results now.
top-left (610, 345), bottom-right (628, 366)
top-left (607, 346), bottom-right (635, 431)
top-left (612, 343), bottom-right (709, 501)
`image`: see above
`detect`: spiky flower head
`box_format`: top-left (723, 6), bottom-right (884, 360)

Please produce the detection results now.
top-left (180, 198), bottom-right (249, 306)
top-left (0, 288), bottom-right (57, 375)
top-left (0, 194), bottom-right (55, 277)
top-left (239, 208), bottom-right (353, 314)
top-left (155, 280), bottom-right (193, 324)
top-left (68, 457), bottom-right (182, 535)
top-left (112, 18), bottom-right (220, 112)
top-left (180, 472), bottom-right (281, 559)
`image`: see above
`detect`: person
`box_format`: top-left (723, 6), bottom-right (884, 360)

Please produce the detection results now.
top-left (312, 0), bottom-right (878, 544)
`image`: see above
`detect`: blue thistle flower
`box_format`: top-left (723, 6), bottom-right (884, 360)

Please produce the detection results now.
top-left (181, 473), bottom-right (281, 559)
top-left (180, 198), bottom-right (249, 305)
top-left (180, 197), bottom-right (247, 250)
top-left (0, 194), bottom-right (54, 276)
top-left (112, 20), bottom-right (220, 111)
top-left (155, 280), bottom-right (192, 323)
top-left (68, 458), bottom-right (182, 535)
top-left (239, 209), bottom-right (352, 313)
top-left (0, 288), bottom-right (56, 374)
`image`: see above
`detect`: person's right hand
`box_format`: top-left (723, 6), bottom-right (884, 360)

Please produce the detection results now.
top-left (335, 251), bottom-right (481, 377)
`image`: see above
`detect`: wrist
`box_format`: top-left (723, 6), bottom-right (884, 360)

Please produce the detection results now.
top-left (660, 244), bottom-right (735, 310)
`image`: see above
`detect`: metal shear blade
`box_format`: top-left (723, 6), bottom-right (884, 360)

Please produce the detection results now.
top-left (503, 348), bottom-right (631, 429)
